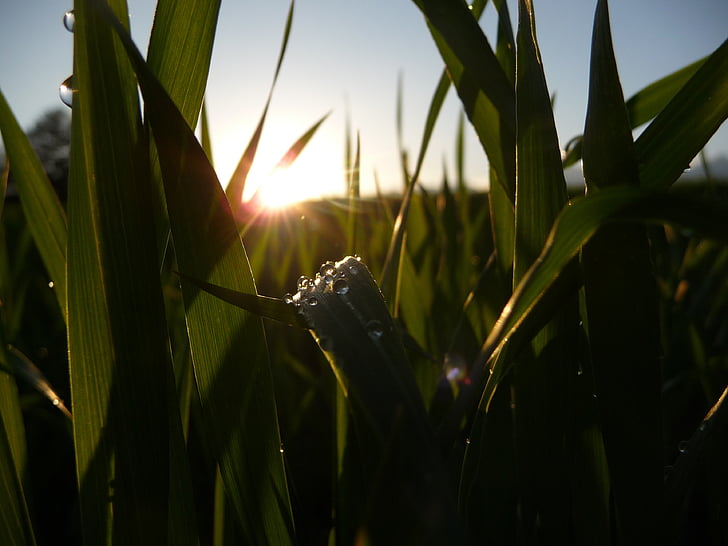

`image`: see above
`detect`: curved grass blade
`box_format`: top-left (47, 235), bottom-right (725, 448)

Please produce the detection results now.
top-left (410, 0), bottom-right (515, 196)
top-left (581, 2), bottom-right (662, 543)
top-left (226, 1), bottom-right (295, 217)
top-left (68, 1), bottom-right (175, 543)
top-left (292, 257), bottom-right (466, 544)
top-left (0, 91), bottom-right (67, 322)
top-left (635, 38), bottom-right (728, 189)
top-left (99, 5), bottom-right (295, 543)
top-left (6, 345), bottom-right (71, 418)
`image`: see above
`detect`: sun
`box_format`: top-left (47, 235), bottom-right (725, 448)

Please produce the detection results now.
top-left (216, 121), bottom-right (345, 211)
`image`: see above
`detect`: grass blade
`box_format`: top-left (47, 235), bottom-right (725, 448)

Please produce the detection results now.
top-left (0, 91), bottom-right (67, 322)
top-left (410, 0), bottom-right (515, 196)
top-left (581, 1), bottom-right (662, 542)
top-left (68, 1), bottom-right (175, 543)
top-left (292, 257), bottom-right (465, 544)
top-left (635, 38), bottom-right (728, 189)
top-left (100, 6), bottom-right (296, 543)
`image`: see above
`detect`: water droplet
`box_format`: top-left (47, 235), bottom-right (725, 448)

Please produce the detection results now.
top-left (576, 361), bottom-right (584, 376)
top-left (63, 10), bottom-right (75, 32)
top-left (348, 264), bottom-right (359, 275)
top-left (465, 437), bottom-right (471, 445)
top-left (698, 422), bottom-right (707, 432)
top-left (678, 440), bottom-right (689, 454)
top-left (366, 320), bottom-right (384, 339)
top-left (48, 281), bottom-right (55, 289)
top-left (323, 275), bottom-right (334, 285)
top-left (279, 443), bottom-right (285, 454)
top-left (283, 293), bottom-right (293, 305)
top-left (333, 279), bottom-right (349, 295)
top-left (319, 261), bottom-right (336, 277)
top-left (59, 76), bottom-right (75, 108)
top-left (306, 296), bottom-right (318, 307)
top-left (297, 276), bottom-right (313, 292)
top-left (52, 398), bottom-right (60, 406)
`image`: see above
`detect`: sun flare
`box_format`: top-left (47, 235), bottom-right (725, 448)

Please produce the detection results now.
top-left (217, 122), bottom-right (345, 211)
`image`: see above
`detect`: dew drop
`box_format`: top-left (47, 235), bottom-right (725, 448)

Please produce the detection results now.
top-left (52, 398), bottom-right (60, 406)
top-left (576, 361), bottom-right (584, 376)
top-left (279, 443), bottom-right (285, 454)
top-left (319, 261), bottom-right (336, 277)
top-left (63, 10), bottom-right (75, 32)
top-left (306, 296), bottom-right (318, 307)
top-left (465, 437), bottom-right (471, 445)
top-left (348, 264), bottom-right (359, 275)
top-left (59, 76), bottom-right (75, 108)
top-left (48, 281), bottom-right (55, 289)
top-left (698, 422), bottom-right (707, 432)
top-left (296, 276), bottom-right (313, 292)
top-left (366, 320), bottom-right (384, 339)
top-left (283, 293), bottom-right (293, 305)
top-left (678, 440), bottom-right (689, 454)
top-left (333, 279), bottom-right (349, 295)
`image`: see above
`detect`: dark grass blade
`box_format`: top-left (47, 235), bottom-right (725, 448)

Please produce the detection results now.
top-left (0, 328), bottom-right (36, 545)
top-left (68, 1), bottom-right (175, 543)
top-left (581, 2), bottom-right (662, 542)
top-left (663, 386), bottom-right (728, 545)
top-left (0, 91), bottom-right (67, 322)
top-left (100, 6), bottom-right (296, 543)
top-left (562, 56), bottom-right (708, 169)
top-left (438, 186), bottom-right (728, 450)
top-left (176, 272), bottom-right (306, 327)
top-left (292, 257), bottom-right (466, 544)
top-left (274, 111), bottom-right (330, 170)
top-left (410, 0), bottom-right (515, 196)
top-left (480, 1), bottom-right (576, 539)
top-left (635, 38), bottom-right (728, 189)
top-left (0, 397), bottom-right (36, 546)
top-left (226, 1), bottom-right (295, 217)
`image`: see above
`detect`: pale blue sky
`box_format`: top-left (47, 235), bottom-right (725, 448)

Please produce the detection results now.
top-left (2, 1), bottom-right (726, 200)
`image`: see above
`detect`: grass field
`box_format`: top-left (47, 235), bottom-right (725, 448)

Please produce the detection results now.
top-left (1, 0), bottom-right (727, 544)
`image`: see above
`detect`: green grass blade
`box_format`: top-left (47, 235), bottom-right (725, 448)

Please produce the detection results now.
top-left (0, 327), bottom-right (34, 543)
top-left (562, 56), bottom-right (709, 169)
top-left (226, 1), bottom-right (295, 217)
top-left (501, 1), bottom-right (575, 538)
top-left (146, 0), bottom-right (220, 127)
top-left (581, 2), bottom-right (662, 543)
top-left (625, 57), bottom-right (707, 129)
top-left (474, 187), bottom-right (728, 414)
top-left (635, 38), bottom-right (728, 189)
top-left (0, 91), bottom-right (67, 322)
top-left (68, 1), bottom-right (176, 543)
top-left (200, 100), bottom-right (213, 161)
top-left (101, 7), bottom-right (296, 543)
top-left (410, 0), bottom-right (516, 196)
top-left (0, 400), bottom-right (36, 546)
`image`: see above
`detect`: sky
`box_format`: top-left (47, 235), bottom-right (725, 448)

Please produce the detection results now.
top-left (2, 0), bottom-right (727, 204)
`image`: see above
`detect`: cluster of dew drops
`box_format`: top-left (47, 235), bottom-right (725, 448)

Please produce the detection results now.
top-left (283, 257), bottom-right (385, 340)
top-left (59, 10), bottom-right (76, 108)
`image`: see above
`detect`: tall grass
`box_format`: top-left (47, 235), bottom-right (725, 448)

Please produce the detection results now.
top-left (1, 0), bottom-right (727, 544)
